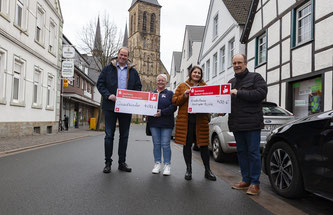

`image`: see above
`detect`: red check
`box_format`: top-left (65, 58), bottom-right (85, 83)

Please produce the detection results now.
top-left (114, 89), bottom-right (159, 116)
top-left (188, 84), bottom-right (231, 113)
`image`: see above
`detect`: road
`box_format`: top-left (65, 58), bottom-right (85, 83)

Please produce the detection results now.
top-left (0, 125), bottom-right (332, 214)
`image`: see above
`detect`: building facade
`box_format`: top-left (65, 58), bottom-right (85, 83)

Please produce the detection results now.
top-left (61, 36), bottom-right (99, 129)
top-left (0, 0), bottom-right (63, 137)
top-left (241, 0), bottom-right (333, 118)
top-left (198, 0), bottom-right (252, 85)
top-left (128, 0), bottom-right (168, 92)
top-left (169, 51), bottom-right (181, 92)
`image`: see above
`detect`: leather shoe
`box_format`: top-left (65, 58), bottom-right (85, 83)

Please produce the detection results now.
top-left (205, 169), bottom-right (216, 181)
top-left (232, 181), bottom-right (250, 190)
top-left (103, 162), bottom-right (111, 174)
top-left (118, 163), bottom-right (132, 172)
top-left (184, 167), bottom-right (192, 180)
top-left (246, 184), bottom-right (260, 195)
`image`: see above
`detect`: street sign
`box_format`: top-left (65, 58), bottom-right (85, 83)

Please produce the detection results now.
top-left (63, 79), bottom-right (69, 87)
top-left (62, 45), bottom-right (75, 58)
top-left (62, 60), bottom-right (74, 78)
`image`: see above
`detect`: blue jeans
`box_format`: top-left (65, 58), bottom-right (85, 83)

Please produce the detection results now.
top-left (233, 130), bottom-right (261, 185)
top-left (104, 110), bottom-right (132, 164)
top-left (150, 127), bottom-right (172, 164)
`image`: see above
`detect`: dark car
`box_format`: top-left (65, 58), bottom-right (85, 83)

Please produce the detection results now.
top-left (262, 110), bottom-right (333, 201)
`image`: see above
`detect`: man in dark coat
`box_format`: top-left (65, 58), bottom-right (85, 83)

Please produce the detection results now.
top-left (97, 47), bottom-right (142, 174)
top-left (228, 54), bottom-right (267, 195)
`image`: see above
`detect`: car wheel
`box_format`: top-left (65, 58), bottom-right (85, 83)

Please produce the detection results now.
top-left (212, 135), bottom-right (225, 162)
top-left (266, 141), bottom-right (304, 198)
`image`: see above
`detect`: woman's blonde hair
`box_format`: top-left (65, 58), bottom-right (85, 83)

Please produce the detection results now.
top-left (157, 74), bottom-right (168, 82)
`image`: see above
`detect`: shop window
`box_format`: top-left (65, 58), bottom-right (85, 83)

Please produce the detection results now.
top-left (292, 77), bottom-right (322, 119)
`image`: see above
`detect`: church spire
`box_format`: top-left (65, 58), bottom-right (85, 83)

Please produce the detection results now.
top-left (93, 16), bottom-right (102, 55)
top-left (122, 22), bottom-right (128, 47)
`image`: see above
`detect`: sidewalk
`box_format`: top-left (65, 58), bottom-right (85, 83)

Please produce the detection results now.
top-left (0, 126), bottom-right (104, 157)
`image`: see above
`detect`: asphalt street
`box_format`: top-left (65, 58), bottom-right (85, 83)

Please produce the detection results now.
top-left (0, 125), bottom-right (272, 215)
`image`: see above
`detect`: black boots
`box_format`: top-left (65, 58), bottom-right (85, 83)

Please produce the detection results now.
top-left (103, 162), bottom-right (111, 174)
top-left (185, 164), bottom-right (192, 180)
top-left (205, 167), bottom-right (216, 181)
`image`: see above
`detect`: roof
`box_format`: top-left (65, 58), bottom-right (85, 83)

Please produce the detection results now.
top-left (223, 0), bottom-right (252, 25)
top-left (122, 23), bottom-right (128, 47)
top-left (240, 0), bottom-right (260, 43)
top-left (172, 52), bottom-right (182, 72)
top-left (187, 25), bottom-right (205, 42)
top-left (130, 0), bottom-right (161, 7)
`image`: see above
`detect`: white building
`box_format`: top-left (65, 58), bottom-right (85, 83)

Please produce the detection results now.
top-left (169, 51), bottom-right (181, 92)
top-left (198, 0), bottom-right (252, 85)
top-left (240, 0), bottom-right (333, 118)
top-left (0, 0), bottom-right (63, 137)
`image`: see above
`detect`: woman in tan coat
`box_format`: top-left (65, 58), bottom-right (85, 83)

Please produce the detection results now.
top-left (172, 66), bottom-right (216, 181)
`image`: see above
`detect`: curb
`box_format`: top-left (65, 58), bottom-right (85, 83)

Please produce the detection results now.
top-left (0, 133), bottom-right (102, 158)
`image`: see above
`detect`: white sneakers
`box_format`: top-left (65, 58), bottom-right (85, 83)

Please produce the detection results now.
top-left (163, 164), bottom-right (171, 176)
top-left (152, 163), bottom-right (161, 174)
top-left (152, 163), bottom-right (171, 176)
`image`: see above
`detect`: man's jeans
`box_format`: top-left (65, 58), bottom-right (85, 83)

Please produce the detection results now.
top-left (104, 110), bottom-right (132, 164)
top-left (233, 130), bottom-right (261, 185)
top-left (150, 127), bottom-right (172, 164)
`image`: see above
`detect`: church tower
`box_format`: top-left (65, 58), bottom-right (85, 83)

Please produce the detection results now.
top-left (128, 0), bottom-right (168, 92)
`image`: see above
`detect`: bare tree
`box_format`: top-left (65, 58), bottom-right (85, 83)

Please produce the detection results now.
top-left (79, 13), bottom-right (123, 130)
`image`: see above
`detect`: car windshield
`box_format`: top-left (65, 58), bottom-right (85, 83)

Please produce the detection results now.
top-left (262, 106), bottom-right (292, 116)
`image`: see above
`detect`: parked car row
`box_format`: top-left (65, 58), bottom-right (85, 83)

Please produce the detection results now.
top-left (208, 102), bottom-right (294, 162)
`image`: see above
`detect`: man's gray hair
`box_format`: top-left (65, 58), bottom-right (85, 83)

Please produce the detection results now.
top-left (233, 53), bottom-right (248, 63)
top-left (157, 74), bottom-right (168, 82)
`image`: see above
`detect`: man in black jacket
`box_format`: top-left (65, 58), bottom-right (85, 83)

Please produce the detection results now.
top-left (97, 47), bottom-right (142, 174)
top-left (228, 54), bottom-right (267, 195)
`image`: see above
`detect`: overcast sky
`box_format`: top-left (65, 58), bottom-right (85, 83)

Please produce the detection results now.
top-left (59, 0), bottom-right (210, 73)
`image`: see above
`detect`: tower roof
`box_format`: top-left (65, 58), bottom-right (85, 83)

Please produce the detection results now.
top-left (122, 23), bottom-right (128, 47)
top-left (93, 17), bottom-right (102, 52)
top-left (130, 0), bottom-right (161, 8)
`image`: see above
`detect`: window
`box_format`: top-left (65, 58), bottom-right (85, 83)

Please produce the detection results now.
top-left (142, 11), bottom-right (147, 32)
top-left (46, 75), bottom-right (53, 107)
top-left (213, 14), bottom-right (218, 38)
top-left (201, 64), bottom-right (205, 80)
top-left (36, 6), bottom-right (45, 44)
top-left (12, 58), bottom-right (25, 103)
top-left (219, 46), bottom-right (225, 73)
top-left (188, 40), bottom-right (192, 58)
top-left (0, 0), bottom-right (9, 15)
top-left (206, 60), bottom-right (210, 81)
top-left (150, 13), bottom-right (155, 33)
top-left (15, 0), bottom-right (27, 30)
top-left (134, 13), bottom-right (136, 32)
top-left (294, 1), bottom-right (312, 46)
top-left (256, 32), bottom-right (267, 66)
top-left (213, 53), bottom-right (218, 77)
top-left (228, 38), bottom-right (235, 67)
top-left (0, 49), bottom-right (6, 102)
top-left (130, 15), bottom-right (133, 35)
top-left (49, 21), bottom-right (56, 53)
top-left (33, 68), bottom-right (42, 106)
top-left (76, 76), bottom-right (80, 88)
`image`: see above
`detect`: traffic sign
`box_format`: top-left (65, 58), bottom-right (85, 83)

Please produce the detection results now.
top-left (62, 60), bottom-right (74, 78)
top-left (63, 45), bottom-right (75, 58)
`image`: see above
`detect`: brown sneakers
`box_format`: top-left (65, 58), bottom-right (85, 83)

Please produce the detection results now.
top-left (246, 184), bottom-right (260, 195)
top-left (231, 181), bottom-right (250, 190)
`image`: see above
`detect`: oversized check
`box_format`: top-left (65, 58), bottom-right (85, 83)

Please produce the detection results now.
top-left (188, 84), bottom-right (231, 113)
top-left (114, 89), bottom-right (159, 116)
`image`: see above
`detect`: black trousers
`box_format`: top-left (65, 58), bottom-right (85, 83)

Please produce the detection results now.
top-left (104, 110), bottom-right (132, 164)
top-left (183, 116), bottom-right (210, 168)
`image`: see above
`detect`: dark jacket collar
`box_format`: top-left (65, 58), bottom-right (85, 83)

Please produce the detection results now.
top-left (234, 68), bottom-right (249, 80)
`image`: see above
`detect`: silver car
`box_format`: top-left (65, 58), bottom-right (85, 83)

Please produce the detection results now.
top-left (208, 102), bottom-right (295, 162)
